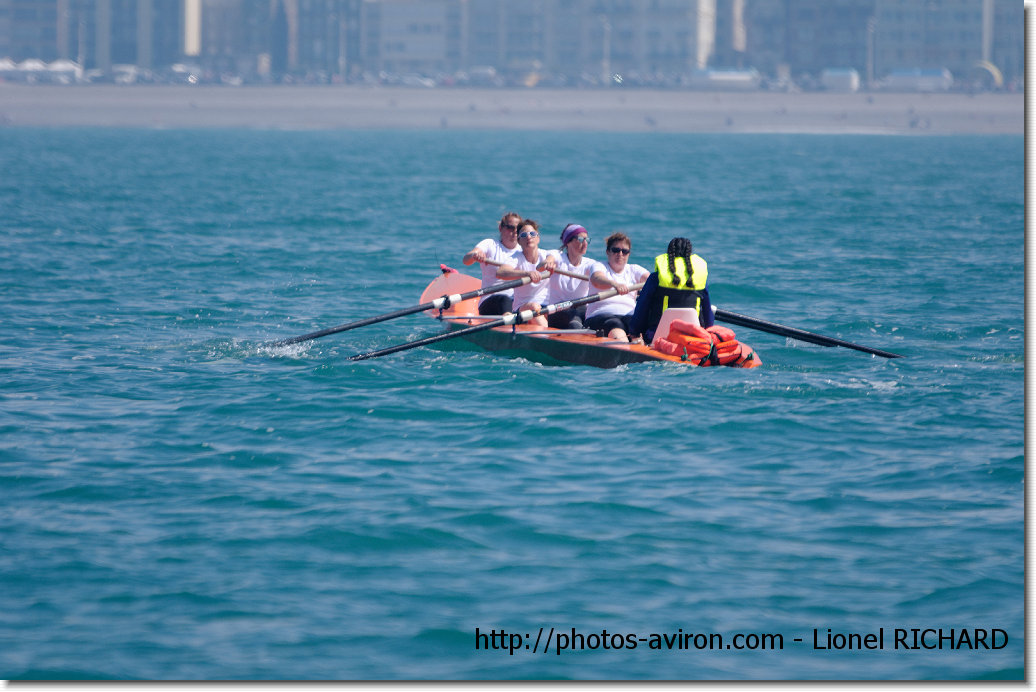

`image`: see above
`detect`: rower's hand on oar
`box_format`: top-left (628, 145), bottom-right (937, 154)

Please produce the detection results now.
top-left (463, 248), bottom-right (487, 265)
top-left (614, 283), bottom-right (630, 295)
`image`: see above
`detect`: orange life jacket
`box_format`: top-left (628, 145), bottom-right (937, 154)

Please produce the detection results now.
top-left (653, 319), bottom-right (758, 368)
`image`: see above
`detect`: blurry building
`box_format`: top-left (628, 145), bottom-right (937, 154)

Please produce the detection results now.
top-left (200, 0), bottom-right (270, 76)
top-left (713, 0), bottom-right (746, 67)
top-left (742, 0), bottom-right (786, 79)
top-left (564, 0), bottom-right (720, 79)
top-left (785, 0), bottom-right (872, 79)
top-left (296, 0), bottom-right (362, 79)
top-left (874, 0), bottom-right (1023, 85)
top-left (360, 0), bottom-right (458, 75)
top-left (193, 0), bottom-right (361, 80)
top-left (0, 0), bottom-right (184, 72)
top-left (0, 0), bottom-right (59, 61)
top-left (742, 0), bottom-right (874, 83)
top-left (0, 0), bottom-right (1024, 87)
top-left (356, 0), bottom-right (721, 83)
top-left (0, 1), bottom-right (50, 61)
top-left (990, 0), bottom-right (1022, 84)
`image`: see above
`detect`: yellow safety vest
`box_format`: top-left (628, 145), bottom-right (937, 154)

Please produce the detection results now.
top-left (654, 253), bottom-right (708, 315)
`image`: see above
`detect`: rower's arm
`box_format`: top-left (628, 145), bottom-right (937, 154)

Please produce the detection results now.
top-left (591, 271), bottom-right (629, 295)
top-left (496, 264), bottom-right (539, 281)
top-left (590, 271), bottom-right (613, 290)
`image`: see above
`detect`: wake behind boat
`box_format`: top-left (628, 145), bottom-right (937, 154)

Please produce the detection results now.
top-left (419, 270), bottom-right (762, 369)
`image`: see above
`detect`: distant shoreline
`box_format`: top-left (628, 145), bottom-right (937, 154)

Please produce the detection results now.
top-left (0, 84), bottom-right (1023, 134)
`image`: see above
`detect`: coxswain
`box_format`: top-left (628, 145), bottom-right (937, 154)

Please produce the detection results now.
top-left (629, 236), bottom-right (712, 343)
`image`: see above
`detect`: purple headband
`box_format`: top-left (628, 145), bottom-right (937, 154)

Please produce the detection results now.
top-left (561, 224), bottom-right (586, 244)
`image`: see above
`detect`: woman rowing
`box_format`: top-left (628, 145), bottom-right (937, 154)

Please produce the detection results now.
top-left (495, 219), bottom-right (551, 327)
top-left (462, 211), bottom-right (524, 315)
top-left (629, 236), bottom-right (713, 343)
top-left (584, 232), bottom-right (650, 342)
top-left (539, 223), bottom-right (595, 330)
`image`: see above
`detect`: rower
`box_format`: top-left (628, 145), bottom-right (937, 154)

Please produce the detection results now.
top-left (462, 212), bottom-right (525, 315)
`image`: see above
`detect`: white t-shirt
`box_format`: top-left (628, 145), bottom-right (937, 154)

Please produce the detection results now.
top-left (475, 238), bottom-right (523, 306)
top-left (509, 248), bottom-right (551, 308)
top-left (584, 261), bottom-right (649, 319)
top-left (545, 249), bottom-right (594, 304)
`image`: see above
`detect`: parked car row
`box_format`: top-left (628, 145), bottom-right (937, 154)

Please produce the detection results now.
top-left (0, 58), bottom-right (1020, 93)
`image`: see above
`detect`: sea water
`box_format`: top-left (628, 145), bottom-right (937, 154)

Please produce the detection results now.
top-left (0, 128), bottom-right (1023, 680)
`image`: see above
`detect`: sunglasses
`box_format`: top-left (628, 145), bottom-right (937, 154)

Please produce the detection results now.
top-left (501, 223), bottom-right (519, 231)
top-left (608, 247), bottom-right (630, 255)
top-left (570, 235), bottom-right (590, 244)
top-left (518, 230), bottom-right (539, 239)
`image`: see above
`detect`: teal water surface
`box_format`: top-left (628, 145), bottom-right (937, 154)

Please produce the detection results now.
top-left (0, 129), bottom-right (1023, 680)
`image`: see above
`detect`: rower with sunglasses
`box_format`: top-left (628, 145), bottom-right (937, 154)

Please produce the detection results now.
top-left (584, 232), bottom-right (651, 342)
top-left (462, 211), bottom-right (525, 315)
top-left (495, 219), bottom-right (551, 327)
top-left (539, 223), bottom-right (596, 330)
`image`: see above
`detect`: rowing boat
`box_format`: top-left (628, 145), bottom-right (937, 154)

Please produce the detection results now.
top-left (419, 271), bottom-right (762, 369)
top-left (277, 267), bottom-right (896, 362)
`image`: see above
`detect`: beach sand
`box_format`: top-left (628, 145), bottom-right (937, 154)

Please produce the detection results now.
top-left (0, 84), bottom-right (1023, 134)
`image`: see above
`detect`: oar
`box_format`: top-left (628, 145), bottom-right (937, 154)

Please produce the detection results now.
top-left (482, 258), bottom-right (589, 281)
top-left (350, 283), bottom-right (644, 361)
top-left (713, 307), bottom-right (903, 359)
top-left (271, 275), bottom-right (533, 347)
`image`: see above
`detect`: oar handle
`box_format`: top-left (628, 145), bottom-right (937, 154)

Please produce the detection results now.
top-left (350, 282), bottom-right (643, 361)
top-left (535, 281), bottom-right (643, 319)
top-left (482, 258), bottom-right (589, 281)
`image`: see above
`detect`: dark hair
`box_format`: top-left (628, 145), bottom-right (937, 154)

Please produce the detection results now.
top-left (666, 237), bottom-right (694, 287)
top-left (518, 218), bottom-right (539, 233)
top-left (605, 232), bottom-right (631, 252)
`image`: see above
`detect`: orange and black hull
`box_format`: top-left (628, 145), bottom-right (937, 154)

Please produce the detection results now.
top-left (421, 272), bottom-right (761, 369)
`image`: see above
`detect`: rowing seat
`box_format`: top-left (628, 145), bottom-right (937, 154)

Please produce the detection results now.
top-left (651, 308), bottom-right (699, 349)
